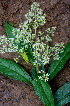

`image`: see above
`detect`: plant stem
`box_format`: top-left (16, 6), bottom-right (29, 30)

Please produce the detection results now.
top-left (34, 8), bottom-right (39, 73)
top-left (35, 9), bottom-right (37, 36)
top-left (36, 64), bottom-right (39, 73)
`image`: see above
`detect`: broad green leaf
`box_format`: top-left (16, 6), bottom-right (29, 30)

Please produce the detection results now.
top-left (5, 22), bottom-right (16, 40)
top-left (32, 78), bottom-right (55, 106)
top-left (0, 58), bottom-right (32, 84)
top-left (48, 43), bottom-right (70, 81)
top-left (54, 81), bottom-right (70, 106)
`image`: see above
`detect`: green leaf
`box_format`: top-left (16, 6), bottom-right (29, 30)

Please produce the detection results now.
top-left (31, 67), bottom-right (38, 80)
top-left (5, 22), bottom-right (23, 50)
top-left (31, 61), bottom-right (45, 80)
top-left (7, 22), bottom-right (15, 27)
top-left (38, 61), bottom-right (45, 71)
top-left (54, 81), bottom-right (70, 106)
top-left (26, 45), bottom-right (34, 65)
top-left (32, 78), bottom-right (55, 106)
top-left (5, 22), bottom-right (16, 39)
top-left (0, 58), bottom-right (32, 84)
top-left (48, 43), bottom-right (70, 81)
top-left (20, 52), bottom-right (30, 63)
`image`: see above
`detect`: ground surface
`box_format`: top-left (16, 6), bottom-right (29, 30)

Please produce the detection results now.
top-left (0, 0), bottom-right (70, 106)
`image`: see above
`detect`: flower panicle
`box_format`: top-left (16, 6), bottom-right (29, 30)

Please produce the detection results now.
top-left (38, 70), bottom-right (50, 82)
top-left (0, 2), bottom-right (65, 65)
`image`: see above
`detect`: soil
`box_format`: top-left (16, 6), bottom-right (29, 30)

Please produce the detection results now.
top-left (0, 0), bottom-right (70, 106)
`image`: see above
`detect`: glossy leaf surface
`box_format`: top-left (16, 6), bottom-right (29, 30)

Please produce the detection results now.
top-left (0, 58), bottom-right (32, 84)
top-left (54, 81), bottom-right (70, 106)
top-left (32, 77), bottom-right (55, 106)
top-left (5, 22), bottom-right (16, 40)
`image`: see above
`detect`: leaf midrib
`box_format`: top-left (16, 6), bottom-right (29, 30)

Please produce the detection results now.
top-left (0, 64), bottom-right (29, 81)
top-left (42, 84), bottom-right (51, 104)
top-left (37, 79), bottom-right (52, 106)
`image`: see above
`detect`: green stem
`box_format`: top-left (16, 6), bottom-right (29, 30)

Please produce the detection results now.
top-left (36, 64), bottom-right (39, 73)
top-left (35, 8), bottom-right (39, 73)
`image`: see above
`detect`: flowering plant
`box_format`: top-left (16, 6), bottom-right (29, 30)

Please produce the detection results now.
top-left (0, 2), bottom-right (70, 106)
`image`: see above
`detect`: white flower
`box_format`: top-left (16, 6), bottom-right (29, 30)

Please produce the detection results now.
top-left (45, 34), bottom-right (52, 42)
top-left (38, 76), bottom-right (42, 79)
top-left (38, 70), bottom-right (49, 82)
top-left (14, 58), bottom-right (18, 63)
top-left (52, 27), bottom-right (56, 30)
top-left (45, 77), bottom-right (49, 82)
top-left (38, 71), bottom-right (41, 73)
top-left (25, 45), bottom-right (28, 49)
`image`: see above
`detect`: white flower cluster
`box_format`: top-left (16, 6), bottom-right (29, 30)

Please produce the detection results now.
top-left (45, 27), bottom-right (56, 36)
top-left (32, 35), bottom-right (64, 65)
top-left (38, 70), bottom-right (49, 82)
top-left (0, 2), bottom-right (64, 66)
top-left (12, 2), bottom-right (46, 51)
top-left (0, 35), bottom-right (18, 53)
top-left (51, 42), bottom-right (65, 60)
top-left (0, 2), bottom-right (46, 63)
top-left (25, 2), bottom-right (46, 28)
top-left (12, 23), bottom-right (32, 46)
